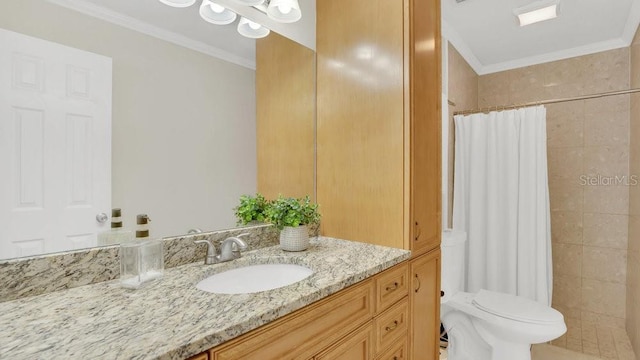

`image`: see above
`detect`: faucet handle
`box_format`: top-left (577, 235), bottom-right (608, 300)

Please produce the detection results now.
top-left (194, 239), bottom-right (217, 265)
top-left (219, 236), bottom-right (248, 261)
top-left (233, 233), bottom-right (249, 252)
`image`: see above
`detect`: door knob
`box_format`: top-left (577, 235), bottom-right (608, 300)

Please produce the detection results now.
top-left (96, 213), bottom-right (109, 223)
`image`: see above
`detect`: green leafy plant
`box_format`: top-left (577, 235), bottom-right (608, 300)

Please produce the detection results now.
top-left (264, 195), bottom-right (321, 230)
top-left (234, 193), bottom-right (269, 225)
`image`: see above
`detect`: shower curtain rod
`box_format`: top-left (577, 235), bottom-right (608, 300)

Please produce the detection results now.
top-left (452, 87), bottom-right (640, 116)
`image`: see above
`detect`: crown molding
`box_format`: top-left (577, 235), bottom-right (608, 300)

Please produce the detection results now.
top-left (442, 19), bottom-right (484, 76)
top-left (480, 38), bottom-right (628, 75)
top-left (45, 0), bottom-right (256, 70)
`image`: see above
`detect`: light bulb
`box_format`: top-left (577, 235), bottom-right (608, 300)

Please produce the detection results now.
top-left (248, 20), bottom-right (261, 30)
top-left (278, 4), bottom-right (292, 14)
top-left (209, 3), bottom-right (225, 13)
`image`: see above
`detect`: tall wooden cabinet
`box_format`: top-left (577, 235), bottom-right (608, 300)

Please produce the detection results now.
top-left (316, 0), bottom-right (442, 359)
top-left (255, 0), bottom-right (442, 358)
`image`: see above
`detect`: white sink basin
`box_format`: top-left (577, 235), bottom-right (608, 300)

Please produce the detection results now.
top-left (196, 264), bottom-right (314, 294)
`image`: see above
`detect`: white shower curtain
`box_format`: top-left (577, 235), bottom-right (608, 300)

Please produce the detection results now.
top-left (452, 105), bottom-right (552, 305)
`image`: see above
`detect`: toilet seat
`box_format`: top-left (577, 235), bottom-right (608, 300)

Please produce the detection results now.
top-left (472, 289), bottom-right (564, 325)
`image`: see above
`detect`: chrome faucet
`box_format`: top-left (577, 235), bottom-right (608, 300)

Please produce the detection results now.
top-left (219, 235), bottom-right (248, 262)
top-left (194, 233), bottom-right (249, 265)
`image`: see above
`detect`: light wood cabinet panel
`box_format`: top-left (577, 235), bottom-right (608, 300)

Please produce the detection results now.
top-left (186, 352), bottom-right (208, 360)
top-left (316, 0), bottom-right (406, 249)
top-left (314, 323), bottom-right (373, 360)
top-left (408, 0), bottom-right (442, 257)
top-left (375, 337), bottom-right (408, 360)
top-left (374, 298), bottom-right (409, 354)
top-left (316, 0), bottom-right (441, 254)
top-left (410, 250), bottom-right (441, 360)
top-left (211, 279), bottom-right (375, 360)
top-left (375, 263), bottom-right (409, 313)
top-left (256, 32), bottom-right (315, 199)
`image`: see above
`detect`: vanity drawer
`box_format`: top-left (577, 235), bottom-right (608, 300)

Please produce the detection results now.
top-left (375, 337), bottom-right (408, 360)
top-left (373, 298), bottom-right (409, 354)
top-left (211, 280), bottom-right (375, 360)
top-left (186, 353), bottom-right (209, 360)
top-left (314, 323), bottom-right (373, 360)
top-left (375, 263), bottom-right (409, 313)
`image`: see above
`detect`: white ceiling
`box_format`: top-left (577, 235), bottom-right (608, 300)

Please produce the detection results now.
top-left (442, 0), bottom-right (640, 75)
top-left (46, 0), bottom-right (639, 75)
top-left (46, 0), bottom-right (316, 70)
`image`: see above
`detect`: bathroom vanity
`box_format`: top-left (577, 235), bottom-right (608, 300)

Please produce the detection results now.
top-left (0, 237), bottom-right (412, 359)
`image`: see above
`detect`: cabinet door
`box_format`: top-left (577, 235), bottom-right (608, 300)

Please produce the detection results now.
top-left (315, 323), bottom-right (373, 360)
top-left (409, 0), bottom-right (442, 256)
top-left (186, 352), bottom-right (208, 360)
top-left (410, 250), bottom-right (441, 360)
top-left (316, 0), bottom-right (406, 249)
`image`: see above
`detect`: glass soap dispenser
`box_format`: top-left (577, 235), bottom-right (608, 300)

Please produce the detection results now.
top-left (119, 214), bottom-right (164, 289)
top-left (98, 208), bottom-right (133, 246)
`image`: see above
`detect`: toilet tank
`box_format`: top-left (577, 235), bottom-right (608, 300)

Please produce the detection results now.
top-left (441, 230), bottom-right (467, 302)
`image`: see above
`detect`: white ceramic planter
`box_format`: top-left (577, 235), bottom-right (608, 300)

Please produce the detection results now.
top-left (279, 225), bottom-right (309, 251)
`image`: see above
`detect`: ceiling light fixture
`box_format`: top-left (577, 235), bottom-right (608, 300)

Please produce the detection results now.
top-left (267, 0), bottom-right (301, 23)
top-left (199, 0), bottom-right (237, 25)
top-left (158, 0), bottom-right (302, 39)
top-left (514, 0), bottom-right (559, 27)
top-left (237, 17), bottom-right (271, 38)
top-left (158, 0), bottom-right (197, 7)
top-left (230, 0), bottom-right (265, 5)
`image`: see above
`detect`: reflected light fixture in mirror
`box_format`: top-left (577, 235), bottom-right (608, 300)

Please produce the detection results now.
top-left (200, 0), bottom-right (238, 25)
top-left (158, 0), bottom-right (198, 8)
top-left (238, 17), bottom-right (271, 38)
top-left (158, 0), bottom-right (302, 39)
top-left (267, 0), bottom-right (302, 23)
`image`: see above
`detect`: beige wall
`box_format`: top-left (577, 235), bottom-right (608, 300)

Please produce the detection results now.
top-left (446, 44), bottom-right (478, 227)
top-left (478, 48), bottom-right (631, 333)
top-left (0, 0), bottom-right (257, 238)
top-left (628, 27), bottom-right (640, 357)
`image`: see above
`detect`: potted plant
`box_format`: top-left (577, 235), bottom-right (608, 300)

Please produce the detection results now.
top-left (234, 193), bottom-right (269, 226)
top-left (265, 195), bottom-right (321, 251)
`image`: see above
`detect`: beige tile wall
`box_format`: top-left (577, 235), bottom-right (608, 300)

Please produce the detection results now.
top-left (447, 43), bottom-right (478, 228)
top-left (627, 27), bottom-right (640, 357)
top-left (477, 48), bottom-right (631, 329)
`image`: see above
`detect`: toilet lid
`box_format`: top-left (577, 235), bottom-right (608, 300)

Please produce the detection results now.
top-left (472, 289), bottom-right (564, 324)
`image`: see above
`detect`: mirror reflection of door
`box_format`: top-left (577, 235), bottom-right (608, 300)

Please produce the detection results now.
top-left (0, 29), bottom-right (112, 260)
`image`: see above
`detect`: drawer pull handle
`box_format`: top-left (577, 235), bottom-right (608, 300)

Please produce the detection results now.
top-left (385, 282), bottom-right (399, 291)
top-left (414, 274), bottom-right (421, 293)
top-left (385, 320), bottom-right (399, 332)
top-left (414, 221), bottom-right (421, 241)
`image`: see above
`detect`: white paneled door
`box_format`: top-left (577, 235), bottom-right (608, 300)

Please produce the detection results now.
top-left (0, 29), bottom-right (112, 260)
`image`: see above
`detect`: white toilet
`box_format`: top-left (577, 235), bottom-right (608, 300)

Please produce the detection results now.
top-left (440, 230), bottom-right (566, 360)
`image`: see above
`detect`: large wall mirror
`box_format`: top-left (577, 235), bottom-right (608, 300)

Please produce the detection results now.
top-left (0, 0), bottom-right (316, 260)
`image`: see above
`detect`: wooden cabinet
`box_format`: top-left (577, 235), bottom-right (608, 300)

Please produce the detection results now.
top-left (410, 249), bottom-right (441, 360)
top-left (186, 352), bottom-right (209, 360)
top-left (314, 323), bottom-right (374, 360)
top-left (316, 0), bottom-right (441, 256)
top-left (205, 262), bottom-right (409, 360)
top-left (316, 0), bottom-right (442, 359)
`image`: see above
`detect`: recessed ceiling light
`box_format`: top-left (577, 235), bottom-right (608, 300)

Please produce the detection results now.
top-left (514, 0), bottom-right (559, 27)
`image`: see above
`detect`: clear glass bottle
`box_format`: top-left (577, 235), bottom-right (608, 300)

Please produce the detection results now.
top-left (120, 214), bottom-right (164, 289)
top-left (97, 208), bottom-right (133, 246)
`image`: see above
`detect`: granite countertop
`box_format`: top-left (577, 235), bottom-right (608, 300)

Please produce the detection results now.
top-left (0, 237), bottom-right (410, 360)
